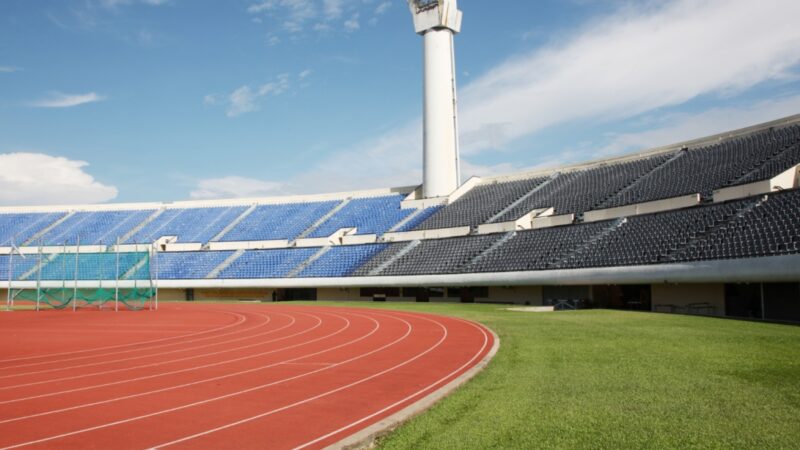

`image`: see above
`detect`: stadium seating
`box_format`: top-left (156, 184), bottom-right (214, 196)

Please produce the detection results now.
top-left (0, 212), bottom-right (66, 246)
top-left (156, 251), bottom-right (235, 279)
top-left (1, 120), bottom-right (799, 283)
top-left (298, 244), bottom-right (388, 277)
top-left (218, 248), bottom-right (318, 279)
top-left (309, 195), bottom-right (413, 237)
top-left (39, 210), bottom-right (156, 246)
top-left (128, 206), bottom-right (247, 244)
top-left (219, 201), bottom-right (339, 242)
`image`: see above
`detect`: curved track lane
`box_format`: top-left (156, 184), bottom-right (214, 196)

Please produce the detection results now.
top-left (0, 303), bottom-right (495, 449)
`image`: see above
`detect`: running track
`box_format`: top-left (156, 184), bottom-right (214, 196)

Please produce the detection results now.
top-left (0, 303), bottom-right (496, 449)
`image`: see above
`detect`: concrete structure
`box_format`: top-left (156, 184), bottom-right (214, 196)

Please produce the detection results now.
top-left (409, 0), bottom-right (463, 198)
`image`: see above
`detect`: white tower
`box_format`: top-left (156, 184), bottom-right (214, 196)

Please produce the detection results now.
top-left (408, 0), bottom-right (463, 198)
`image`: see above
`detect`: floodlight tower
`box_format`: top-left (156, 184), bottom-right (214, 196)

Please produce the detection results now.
top-left (409, 0), bottom-right (463, 198)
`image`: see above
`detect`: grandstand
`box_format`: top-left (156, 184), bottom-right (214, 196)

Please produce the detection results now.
top-left (1, 114), bottom-right (799, 320)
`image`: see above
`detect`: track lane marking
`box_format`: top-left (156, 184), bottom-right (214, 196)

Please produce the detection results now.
top-left (0, 310), bottom-right (390, 449)
top-left (0, 309), bottom-right (246, 365)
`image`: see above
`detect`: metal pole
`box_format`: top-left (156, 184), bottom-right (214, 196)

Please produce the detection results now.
top-left (73, 237), bottom-right (79, 312)
top-left (115, 238), bottom-right (120, 312)
top-left (154, 243), bottom-right (159, 311)
top-left (35, 241), bottom-right (42, 312)
top-left (61, 241), bottom-right (67, 307)
top-left (6, 239), bottom-right (14, 311)
top-left (760, 283), bottom-right (766, 320)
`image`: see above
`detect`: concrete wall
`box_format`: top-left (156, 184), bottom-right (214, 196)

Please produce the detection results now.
top-left (651, 283), bottom-right (725, 316)
top-left (487, 286), bottom-right (542, 305)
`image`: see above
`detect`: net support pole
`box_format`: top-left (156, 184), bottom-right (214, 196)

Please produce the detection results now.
top-left (153, 243), bottom-right (159, 311)
top-left (115, 238), bottom-right (120, 312)
top-left (6, 239), bottom-right (13, 311)
top-left (61, 241), bottom-right (67, 307)
top-left (73, 237), bottom-right (79, 312)
top-left (35, 241), bottom-right (42, 312)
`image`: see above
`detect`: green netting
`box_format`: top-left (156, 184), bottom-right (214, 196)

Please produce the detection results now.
top-left (7, 249), bottom-right (156, 311)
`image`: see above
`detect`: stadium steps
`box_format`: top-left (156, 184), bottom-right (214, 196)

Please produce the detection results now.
top-left (208, 204), bottom-right (259, 244)
top-left (486, 173), bottom-right (559, 223)
top-left (369, 240), bottom-right (421, 276)
top-left (554, 218), bottom-right (628, 268)
top-left (464, 231), bottom-right (516, 268)
top-left (294, 199), bottom-right (350, 240)
top-left (595, 150), bottom-right (686, 210)
top-left (120, 208), bottom-right (166, 244)
top-left (121, 254), bottom-right (150, 280)
top-left (287, 247), bottom-right (332, 278)
top-left (666, 196), bottom-right (765, 262)
top-left (19, 252), bottom-right (60, 281)
top-left (206, 249), bottom-right (246, 279)
top-left (388, 207), bottom-right (428, 232)
top-left (23, 211), bottom-right (76, 246)
top-left (727, 134), bottom-right (792, 186)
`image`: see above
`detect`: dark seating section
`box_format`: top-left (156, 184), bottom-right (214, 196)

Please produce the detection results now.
top-left (677, 189), bottom-right (800, 261)
top-left (350, 242), bottom-right (409, 276)
top-left (413, 124), bottom-right (800, 231)
top-left (601, 125), bottom-right (800, 207)
top-left (375, 234), bottom-right (502, 276)
top-left (564, 200), bottom-right (749, 268)
top-left (414, 177), bottom-right (547, 230)
top-left (461, 222), bottom-right (609, 274)
top-left (494, 153), bottom-right (672, 221)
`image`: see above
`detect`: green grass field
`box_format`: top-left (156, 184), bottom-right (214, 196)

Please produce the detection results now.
top-left (293, 302), bottom-right (800, 449)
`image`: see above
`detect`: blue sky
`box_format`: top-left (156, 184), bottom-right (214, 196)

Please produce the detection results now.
top-left (1, 0), bottom-right (800, 206)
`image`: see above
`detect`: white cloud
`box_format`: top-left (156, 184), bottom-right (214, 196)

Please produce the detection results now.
top-left (344, 13), bottom-right (360, 32)
top-left (0, 153), bottom-right (118, 206)
top-left (207, 74), bottom-right (294, 117)
top-left (208, 0), bottom-right (800, 195)
top-left (29, 92), bottom-right (106, 108)
top-left (98, 0), bottom-right (169, 8)
top-left (457, 0), bottom-right (800, 155)
top-left (0, 66), bottom-right (20, 73)
top-left (190, 176), bottom-right (286, 200)
top-left (374, 2), bottom-right (391, 16)
top-left (248, 0), bottom-right (376, 35)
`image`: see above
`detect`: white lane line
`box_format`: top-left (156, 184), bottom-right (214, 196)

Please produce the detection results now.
top-left (0, 309), bottom-right (247, 366)
top-left (151, 310), bottom-right (434, 449)
top-left (296, 315), bottom-right (491, 450)
top-left (0, 310), bottom-right (253, 371)
top-left (0, 310), bottom-right (353, 423)
top-left (0, 310), bottom-right (388, 450)
top-left (0, 310), bottom-right (279, 387)
top-left (0, 311), bottom-right (305, 403)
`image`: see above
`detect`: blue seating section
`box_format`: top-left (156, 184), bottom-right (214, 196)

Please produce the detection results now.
top-left (0, 254), bottom-right (39, 280)
top-left (128, 206), bottom-right (247, 244)
top-left (156, 251), bottom-right (234, 279)
top-left (219, 248), bottom-right (318, 279)
top-left (0, 212), bottom-right (66, 246)
top-left (309, 195), bottom-right (413, 237)
top-left (39, 253), bottom-right (146, 281)
top-left (298, 244), bottom-right (388, 278)
top-left (38, 210), bottom-right (155, 245)
top-left (220, 201), bottom-right (339, 242)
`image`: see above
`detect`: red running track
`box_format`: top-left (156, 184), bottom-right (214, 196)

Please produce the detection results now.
top-left (0, 303), bottom-right (495, 449)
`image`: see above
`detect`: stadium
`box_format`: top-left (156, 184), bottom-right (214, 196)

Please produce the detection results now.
top-left (1, 0), bottom-right (799, 449)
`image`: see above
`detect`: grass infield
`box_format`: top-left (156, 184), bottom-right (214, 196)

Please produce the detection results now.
top-left (290, 301), bottom-right (800, 449)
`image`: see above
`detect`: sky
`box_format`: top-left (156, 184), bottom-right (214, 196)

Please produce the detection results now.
top-left (1, 0), bottom-right (800, 206)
